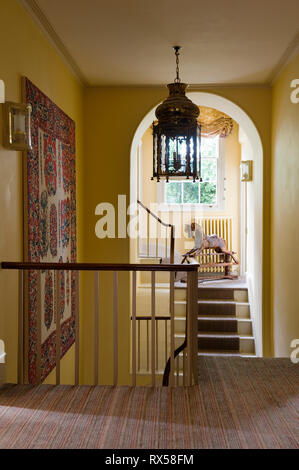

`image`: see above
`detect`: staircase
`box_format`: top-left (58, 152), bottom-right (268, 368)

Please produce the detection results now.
top-left (135, 201), bottom-right (255, 384)
top-left (174, 282), bottom-right (256, 358)
top-left (135, 260), bottom-right (256, 385)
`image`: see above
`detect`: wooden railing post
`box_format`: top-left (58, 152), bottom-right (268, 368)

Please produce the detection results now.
top-left (186, 273), bottom-right (192, 386)
top-left (156, 221), bottom-right (159, 258)
top-left (18, 270), bottom-right (24, 385)
top-left (147, 211), bottom-right (150, 257)
top-left (137, 200), bottom-right (175, 261)
top-left (94, 271), bottom-right (99, 386)
top-left (113, 271), bottom-right (118, 386)
top-left (55, 270), bottom-right (61, 386)
top-left (2, 261), bottom-right (200, 388)
top-left (170, 226), bottom-right (175, 264)
top-left (151, 271), bottom-right (156, 386)
top-left (132, 271), bottom-right (137, 386)
top-left (75, 270), bottom-right (80, 386)
top-left (187, 270), bottom-right (199, 386)
top-left (169, 271), bottom-right (175, 386)
top-left (36, 271), bottom-right (42, 385)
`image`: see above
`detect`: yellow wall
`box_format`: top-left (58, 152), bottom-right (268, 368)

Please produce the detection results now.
top-left (0, 0), bottom-right (84, 383)
top-left (83, 84), bottom-right (272, 371)
top-left (0, 1), bottom-right (278, 386)
top-left (140, 121), bottom-right (241, 260)
top-left (81, 88), bottom-right (167, 384)
top-left (271, 52), bottom-right (299, 356)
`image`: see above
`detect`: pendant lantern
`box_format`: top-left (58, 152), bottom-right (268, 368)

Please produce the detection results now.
top-left (152, 46), bottom-right (201, 182)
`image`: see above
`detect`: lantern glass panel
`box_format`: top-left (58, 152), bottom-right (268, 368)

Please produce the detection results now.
top-left (168, 135), bottom-right (187, 173)
top-left (153, 123), bottom-right (201, 179)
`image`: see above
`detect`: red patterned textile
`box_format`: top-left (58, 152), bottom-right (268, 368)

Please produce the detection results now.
top-left (24, 78), bottom-right (76, 383)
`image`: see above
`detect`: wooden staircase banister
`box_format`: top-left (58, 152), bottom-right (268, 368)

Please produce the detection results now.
top-left (137, 199), bottom-right (173, 228)
top-left (137, 199), bottom-right (175, 263)
top-left (2, 260), bottom-right (199, 387)
top-left (1, 261), bottom-right (196, 272)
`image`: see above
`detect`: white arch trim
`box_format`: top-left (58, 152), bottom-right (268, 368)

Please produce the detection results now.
top-left (130, 92), bottom-right (263, 204)
top-left (130, 92), bottom-right (264, 356)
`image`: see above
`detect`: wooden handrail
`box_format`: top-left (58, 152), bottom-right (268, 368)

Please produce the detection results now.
top-left (137, 199), bottom-right (173, 228)
top-left (131, 316), bottom-right (170, 321)
top-left (3, 260), bottom-right (198, 387)
top-left (163, 338), bottom-right (187, 386)
top-left (137, 199), bottom-right (175, 263)
top-left (163, 270), bottom-right (198, 386)
top-left (1, 261), bottom-right (197, 272)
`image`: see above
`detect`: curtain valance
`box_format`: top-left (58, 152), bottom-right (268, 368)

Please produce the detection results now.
top-left (198, 106), bottom-right (233, 138)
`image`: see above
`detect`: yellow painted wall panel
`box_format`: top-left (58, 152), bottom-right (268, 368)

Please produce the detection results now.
top-left (0, 0), bottom-right (84, 382)
top-left (83, 84), bottom-right (272, 374)
top-left (272, 52), bottom-right (299, 356)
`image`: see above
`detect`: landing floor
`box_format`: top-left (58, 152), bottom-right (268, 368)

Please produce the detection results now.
top-left (0, 358), bottom-right (298, 449)
top-left (175, 276), bottom-right (248, 289)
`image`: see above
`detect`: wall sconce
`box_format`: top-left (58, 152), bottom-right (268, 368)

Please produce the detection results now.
top-left (3, 101), bottom-right (32, 150)
top-left (240, 160), bottom-right (253, 182)
top-left (0, 79), bottom-right (4, 103)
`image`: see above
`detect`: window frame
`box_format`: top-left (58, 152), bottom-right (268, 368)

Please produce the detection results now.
top-left (157, 136), bottom-right (226, 212)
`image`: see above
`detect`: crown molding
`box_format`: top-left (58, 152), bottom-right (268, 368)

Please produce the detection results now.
top-left (18, 0), bottom-right (299, 90)
top-left (18, 0), bottom-right (88, 87)
top-left (188, 83), bottom-right (270, 89)
top-left (87, 82), bottom-right (270, 89)
top-left (269, 30), bottom-right (299, 85)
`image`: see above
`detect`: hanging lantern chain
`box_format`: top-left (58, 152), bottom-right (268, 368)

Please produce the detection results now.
top-left (173, 46), bottom-right (181, 83)
top-left (152, 46), bottom-right (201, 181)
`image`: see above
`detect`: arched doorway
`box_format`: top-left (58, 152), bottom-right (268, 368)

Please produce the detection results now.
top-left (130, 92), bottom-right (264, 356)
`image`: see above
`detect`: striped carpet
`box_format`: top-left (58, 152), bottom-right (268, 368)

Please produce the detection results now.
top-left (0, 358), bottom-right (298, 449)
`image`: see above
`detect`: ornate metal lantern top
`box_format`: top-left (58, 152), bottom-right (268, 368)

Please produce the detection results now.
top-left (155, 47), bottom-right (199, 131)
top-left (155, 82), bottom-right (199, 126)
top-left (152, 47), bottom-right (201, 182)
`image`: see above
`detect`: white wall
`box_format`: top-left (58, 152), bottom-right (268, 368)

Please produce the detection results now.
top-left (239, 128), bottom-right (262, 356)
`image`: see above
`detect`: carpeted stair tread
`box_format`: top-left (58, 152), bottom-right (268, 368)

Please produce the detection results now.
top-left (198, 317), bottom-right (238, 333)
top-left (198, 334), bottom-right (240, 351)
top-left (198, 288), bottom-right (236, 300)
top-left (198, 315), bottom-right (238, 319)
top-left (198, 302), bottom-right (237, 316)
top-left (197, 350), bottom-right (241, 356)
top-left (198, 300), bottom-right (248, 304)
top-left (198, 332), bottom-right (239, 337)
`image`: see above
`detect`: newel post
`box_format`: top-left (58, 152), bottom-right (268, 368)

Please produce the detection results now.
top-left (18, 270), bottom-right (24, 384)
top-left (170, 226), bottom-right (175, 264)
top-left (187, 270), bottom-right (198, 386)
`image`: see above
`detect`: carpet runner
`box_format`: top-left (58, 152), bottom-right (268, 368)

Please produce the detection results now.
top-left (0, 358), bottom-right (297, 449)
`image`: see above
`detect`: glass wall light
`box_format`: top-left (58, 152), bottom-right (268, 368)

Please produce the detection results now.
top-left (240, 160), bottom-right (253, 182)
top-left (0, 80), bottom-right (5, 103)
top-left (3, 101), bottom-right (32, 150)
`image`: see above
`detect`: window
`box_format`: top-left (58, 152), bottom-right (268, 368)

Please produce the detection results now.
top-left (159, 136), bottom-right (224, 210)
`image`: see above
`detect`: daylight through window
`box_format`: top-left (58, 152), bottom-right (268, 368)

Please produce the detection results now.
top-left (165, 136), bottom-right (219, 206)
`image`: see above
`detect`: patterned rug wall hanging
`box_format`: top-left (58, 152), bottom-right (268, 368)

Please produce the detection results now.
top-left (23, 78), bottom-right (77, 384)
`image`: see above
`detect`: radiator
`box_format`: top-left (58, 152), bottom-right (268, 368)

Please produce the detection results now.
top-left (195, 217), bottom-right (233, 273)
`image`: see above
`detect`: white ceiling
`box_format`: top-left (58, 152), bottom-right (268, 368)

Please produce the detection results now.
top-left (27, 0), bottom-right (299, 86)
